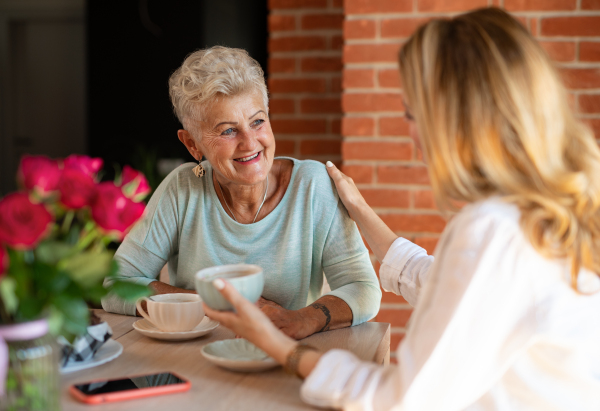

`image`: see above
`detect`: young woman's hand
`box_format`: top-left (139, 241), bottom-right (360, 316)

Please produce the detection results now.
top-left (325, 161), bottom-right (368, 222)
top-left (203, 280), bottom-right (297, 364)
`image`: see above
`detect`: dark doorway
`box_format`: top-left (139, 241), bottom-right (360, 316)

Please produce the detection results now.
top-left (87, 0), bottom-right (268, 188)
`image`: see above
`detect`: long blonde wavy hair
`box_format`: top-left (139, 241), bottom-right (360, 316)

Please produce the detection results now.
top-left (399, 7), bottom-right (600, 289)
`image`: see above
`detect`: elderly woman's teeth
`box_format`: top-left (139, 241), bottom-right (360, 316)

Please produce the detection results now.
top-left (235, 153), bottom-right (259, 162)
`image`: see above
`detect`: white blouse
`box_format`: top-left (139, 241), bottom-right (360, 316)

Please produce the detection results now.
top-left (301, 199), bottom-right (600, 410)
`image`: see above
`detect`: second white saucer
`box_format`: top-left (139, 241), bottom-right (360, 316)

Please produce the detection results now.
top-left (133, 317), bottom-right (219, 341)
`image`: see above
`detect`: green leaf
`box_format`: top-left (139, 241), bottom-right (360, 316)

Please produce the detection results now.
top-left (58, 250), bottom-right (114, 288)
top-left (47, 306), bottom-right (65, 336)
top-left (0, 277), bottom-right (18, 314)
top-left (52, 294), bottom-right (89, 337)
top-left (36, 241), bottom-right (74, 265)
top-left (110, 281), bottom-right (151, 301)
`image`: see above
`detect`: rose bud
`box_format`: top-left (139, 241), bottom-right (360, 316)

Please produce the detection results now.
top-left (0, 246), bottom-right (8, 277)
top-left (121, 166), bottom-right (151, 202)
top-left (17, 155), bottom-right (62, 198)
top-left (64, 154), bottom-right (104, 180)
top-left (58, 169), bottom-right (97, 209)
top-left (0, 192), bottom-right (53, 249)
top-left (91, 182), bottom-right (145, 241)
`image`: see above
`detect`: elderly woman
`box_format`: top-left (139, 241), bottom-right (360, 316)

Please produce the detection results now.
top-left (205, 8), bottom-right (600, 410)
top-left (101, 46), bottom-right (381, 339)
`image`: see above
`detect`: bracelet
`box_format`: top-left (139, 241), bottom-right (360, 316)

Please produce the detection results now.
top-left (284, 343), bottom-right (318, 379)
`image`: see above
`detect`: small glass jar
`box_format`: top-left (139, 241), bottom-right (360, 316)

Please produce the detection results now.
top-left (1, 320), bottom-right (59, 411)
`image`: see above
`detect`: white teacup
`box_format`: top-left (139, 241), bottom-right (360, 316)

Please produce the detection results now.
top-left (136, 293), bottom-right (204, 332)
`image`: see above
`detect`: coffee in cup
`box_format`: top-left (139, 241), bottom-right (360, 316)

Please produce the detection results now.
top-left (136, 293), bottom-right (204, 332)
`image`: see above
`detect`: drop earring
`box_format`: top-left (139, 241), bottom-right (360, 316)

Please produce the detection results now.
top-left (192, 162), bottom-right (205, 178)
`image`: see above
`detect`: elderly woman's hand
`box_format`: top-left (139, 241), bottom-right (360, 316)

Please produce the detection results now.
top-left (203, 280), bottom-right (297, 365)
top-left (254, 297), bottom-right (324, 340)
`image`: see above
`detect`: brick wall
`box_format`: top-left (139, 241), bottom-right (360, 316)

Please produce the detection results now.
top-left (268, 0), bottom-right (344, 162)
top-left (268, 0), bottom-right (600, 362)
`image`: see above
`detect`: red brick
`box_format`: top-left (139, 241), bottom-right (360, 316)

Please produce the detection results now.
top-left (342, 117), bottom-right (375, 136)
top-left (361, 188), bottom-right (410, 208)
top-left (269, 98), bottom-right (295, 114)
top-left (269, 36), bottom-right (326, 52)
top-left (381, 291), bottom-right (408, 304)
top-left (300, 98), bottom-right (341, 114)
top-left (378, 165), bottom-right (430, 184)
top-left (344, 44), bottom-right (401, 64)
top-left (301, 57), bottom-right (342, 72)
top-left (301, 14), bottom-right (343, 30)
top-left (582, 0), bottom-right (600, 9)
top-left (300, 139), bottom-right (341, 155)
top-left (378, 69), bottom-right (402, 88)
top-left (417, 0), bottom-right (487, 12)
top-left (276, 140), bottom-right (295, 155)
top-left (380, 117), bottom-right (410, 136)
top-left (333, 0), bottom-right (343, 6)
top-left (331, 35), bottom-right (343, 50)
top-left (343, 141), bottom-right (412, 160)
top-left (271, 119), bottom-right (327, 134)
top-left (376, 308), bottom-right (413, 327)
top-left (414, 190), bottom-right (435, 209)
top-left (268, 0), bottom-right (327, 9)
top-left (330, 76), bottom-right (342, 93)
top-left (390, 332), bottom-right (406, 350)
top-left (268, 78), bottom-right (326, 93)
top-left (529, 18), bottom-right (538, 36)
top-left (505, 0), bottom-right (576, 10)
top-left (346, 0), bottom-right (412, 13)
top-left (579, 94), bottom-right (600, 113)
top-left (269, 15), bottom-right (296, 32)
top-left (561, 68), bottom-right (600, 89)
top-left (539, 41), bottom-right (575, 62)
top-left (331, 118), bottom-right (341, 134)
top-left (586, 119), bottom-right (600, 137)
top-left (414, 237), bottom-right (439, 254)
top-left (380, 213), bottom-right (446, 233)
top-left (343, 69), bottom-right (375, 88)
top-left (541, 17), bottom-right (600, 37)
top-left (381, 18), bottom-right (429, 38)
top-left (269, 58), bottom-right (295, 73)
top-left (343, 93), bottom-right (403, 112)
top-left (580, 42), bottom-right (600, 62)
top-left (341, 165), bottom-right (373, 183)
top-left (344, 20), bottom-right (376, 39)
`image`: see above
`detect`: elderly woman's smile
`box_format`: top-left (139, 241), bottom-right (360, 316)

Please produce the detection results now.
top-left (186, 92), bottom-right (275, 188)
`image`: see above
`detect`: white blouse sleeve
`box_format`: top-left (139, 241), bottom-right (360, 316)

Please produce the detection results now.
top-left (301, 206), bottom-right (538, 410)
top-left (379, 237), bottom-right (434, 306)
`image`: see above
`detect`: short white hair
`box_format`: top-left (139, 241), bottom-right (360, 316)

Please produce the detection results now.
top-left (168, 46), bottom-right (269, 129)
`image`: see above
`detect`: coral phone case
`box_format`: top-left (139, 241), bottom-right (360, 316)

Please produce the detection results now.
top-left (69, 371), bottom-right (191, 404)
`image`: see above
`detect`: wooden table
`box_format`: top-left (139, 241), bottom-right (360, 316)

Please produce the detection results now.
top-left (61, 310), bottom-right (390, 410)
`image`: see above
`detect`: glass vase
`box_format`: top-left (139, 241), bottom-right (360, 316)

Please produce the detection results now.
top-left (0, 319), bottom-right (60, 411)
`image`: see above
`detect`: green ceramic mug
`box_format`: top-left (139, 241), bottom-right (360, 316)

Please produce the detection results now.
top-left (195, 264), bottom-right (264, 311)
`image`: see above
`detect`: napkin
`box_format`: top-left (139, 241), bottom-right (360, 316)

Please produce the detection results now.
top-left (59, 322), bottom-right (113, 366)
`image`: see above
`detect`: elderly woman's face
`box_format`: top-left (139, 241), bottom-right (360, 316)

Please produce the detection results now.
top-left (195, 92), bottom-right (274, 186)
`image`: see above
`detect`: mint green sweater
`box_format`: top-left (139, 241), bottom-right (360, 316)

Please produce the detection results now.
top-left (101, 158), bottom-right (381, 325)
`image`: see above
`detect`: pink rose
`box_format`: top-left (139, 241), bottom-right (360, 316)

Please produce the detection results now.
top-left (18, 155), bottom-right (62, 197)
top-left (58, 169), bottom-right (97, 209)
top-left (121, 166), bottom-right (151, 202)
top-left (0, 193), bottom-right (53, 249)
top-left (0, 246), bottom-right (8, 277)
top-left (64, 155), bottom-right (103, 180)
top-left (91, 182), bottom-right (145, 240)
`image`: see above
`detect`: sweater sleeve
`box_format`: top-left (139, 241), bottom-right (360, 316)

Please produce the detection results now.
top-left (301, 204), bottom-right (537, 410)
top-left (101, 170), bottom-right (181, 316)
top-left (321, 200), bottom-right (382, 326)
top-left (379, 237), bottom-right (434, 307)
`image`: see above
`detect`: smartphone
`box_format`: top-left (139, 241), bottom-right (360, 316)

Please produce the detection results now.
top-left (69, 371), bottom-right (191, 404)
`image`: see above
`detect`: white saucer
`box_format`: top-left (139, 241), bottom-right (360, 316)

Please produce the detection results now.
top-left (60, 339), bottom-right (123, 374)
top-left (133, 317), bottom-right (219, 341)
top-left (201, 339), bottom-right (279, 372)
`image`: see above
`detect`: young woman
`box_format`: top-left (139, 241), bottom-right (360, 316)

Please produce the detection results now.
top-left (204, 8), bottom-right (600, 410)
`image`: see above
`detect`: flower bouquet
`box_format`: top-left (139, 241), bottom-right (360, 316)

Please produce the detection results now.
top-left (0, 154), bottom-right (152, 410)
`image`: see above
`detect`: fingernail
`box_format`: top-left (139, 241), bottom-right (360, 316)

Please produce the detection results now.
top-left (213, 279), bottom-right (225, 290)
top-left (326, 161), bottom-right (334, 168)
